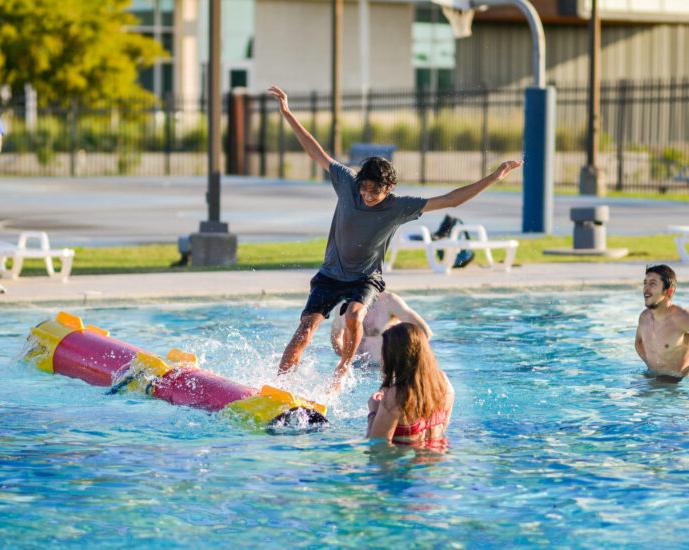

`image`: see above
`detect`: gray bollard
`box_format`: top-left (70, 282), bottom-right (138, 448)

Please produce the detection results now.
top-left (543, 204), bottom-right (627, 258)
top-left (570, 206), bottom-right (609, 250)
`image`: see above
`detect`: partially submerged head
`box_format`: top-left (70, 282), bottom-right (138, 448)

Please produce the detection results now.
top-left (644, 264), bottom-right (677, 309)
top-left (355, 156), bottom-right (397, 207)
top-left (381, 322), bottom-right (446, 420)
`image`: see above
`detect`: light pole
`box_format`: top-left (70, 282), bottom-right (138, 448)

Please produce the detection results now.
top-left (331, 0), bottom-right (343, 159)
top-left (191, 0), bottom-right (237, 266)
top-left (579, 0), bottom-right (606, 196)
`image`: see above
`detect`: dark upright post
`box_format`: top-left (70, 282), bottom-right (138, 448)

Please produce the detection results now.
top-left (191, 0), bottom-right (237, 266)
top-left (522, 86), bottom-right (555, 233)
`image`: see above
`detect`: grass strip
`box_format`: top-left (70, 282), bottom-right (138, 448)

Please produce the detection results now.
top-left (11, 233), bottom-right (679, 277)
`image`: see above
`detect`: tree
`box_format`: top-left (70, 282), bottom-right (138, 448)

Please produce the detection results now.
top-left (0, 0), bottom-right (166, 106)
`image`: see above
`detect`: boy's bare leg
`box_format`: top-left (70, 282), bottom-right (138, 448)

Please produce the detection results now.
top-left (331, 302), bottom-right (367, 391)
top-left (330, 329), bottom-right (344, 357)
top-left (278, 313), bottom-right (325, 375)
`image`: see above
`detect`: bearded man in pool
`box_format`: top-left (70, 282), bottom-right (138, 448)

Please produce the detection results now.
top-left (635, 264), bottom-right (689, 380)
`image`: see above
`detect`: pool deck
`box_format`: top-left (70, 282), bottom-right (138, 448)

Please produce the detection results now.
top-left (1, 261), bottom-right (688, 304)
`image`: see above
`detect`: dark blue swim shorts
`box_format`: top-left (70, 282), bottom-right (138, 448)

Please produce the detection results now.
top-left (301, 271), bottom-right (385, 319)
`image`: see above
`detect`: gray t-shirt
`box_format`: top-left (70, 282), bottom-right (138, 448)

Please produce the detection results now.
top-left (319, 162), bottom-right (427, 281)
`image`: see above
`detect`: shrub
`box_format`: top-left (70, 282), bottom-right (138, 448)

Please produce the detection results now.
top-left (180, 120), bottom-right (208, 151)
top-left (489, 127), bottom-right (522, 152)
top-left (390, 121), bottom-right (418, 150)
top-left (650, 147), bottom-right (689, 180)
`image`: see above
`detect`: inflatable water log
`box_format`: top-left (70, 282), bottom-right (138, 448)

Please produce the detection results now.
top-left (23, 312), bottom-right (328, 432)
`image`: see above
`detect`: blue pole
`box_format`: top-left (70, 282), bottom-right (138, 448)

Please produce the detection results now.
top-left (522, 86), bottom-right (555, 233)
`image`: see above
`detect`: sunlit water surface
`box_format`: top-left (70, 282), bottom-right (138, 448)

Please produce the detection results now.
top-left (2, 288), bottom-right (689, 548)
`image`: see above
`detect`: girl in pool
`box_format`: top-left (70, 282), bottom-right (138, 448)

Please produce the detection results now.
top-left (366, 323), bottom-right (454, 448)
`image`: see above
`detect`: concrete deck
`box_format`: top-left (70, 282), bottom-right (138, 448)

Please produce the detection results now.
top-left (2, 261), bottom-right (687, 305)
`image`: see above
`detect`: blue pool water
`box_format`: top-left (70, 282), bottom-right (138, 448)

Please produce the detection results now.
top-left (2, 288), bottom-right (689, 548)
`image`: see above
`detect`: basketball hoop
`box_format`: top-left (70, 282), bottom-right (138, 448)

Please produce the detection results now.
top-left (431, 0), bottom-right (487, 39)
top-left (440, 5), bottom-right (476, 38)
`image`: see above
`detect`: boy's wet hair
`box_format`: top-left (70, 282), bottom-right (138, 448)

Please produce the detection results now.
top-left (355, 156), bottom-right (397, 191)
top-left (646, 264), bottom-right (677, 291)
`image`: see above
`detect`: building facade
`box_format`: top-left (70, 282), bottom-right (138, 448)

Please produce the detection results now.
top-left (129, 0), bottom-right (439, 102)
top-left (129, 0), bottom-right (255, 107)
top-left (128, 0), bottom-right (689, 105)
top-left (252, 0), bottom-right (423, 94)
top-left (454, 0), bottom-right (689, 88)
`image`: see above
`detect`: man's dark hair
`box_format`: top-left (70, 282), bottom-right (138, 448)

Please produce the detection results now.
top-left (355, 156), bottom-right (398, 191)
top-left (646, 264), bottom-right (677, 291)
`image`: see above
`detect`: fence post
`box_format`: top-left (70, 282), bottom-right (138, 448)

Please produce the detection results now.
top-left (481, 84), bottom-right (489, 177)
top-left (615, 80), bottom-right (628, 192)
top-left (225, 91), bottom-right (232, 175)
top-left (69, 99), bottom-right (78, 177)
top-left (362, 89), bottom-right (372, 143)
top-left (668, 77), bottom-right (677, 145)
top-left (278, 106), bottom-right (286, 179)
top-left (243, 93), bottom-right (252, 176)
top-left (419, 86), bottom-right (428, 184)
top-left (165, 93), bottom-right (173, 176)
top-left (310, 91), bottom-right (318, 179)
top-left (259, 93), bottom-right (268, 177)
top-left (226, 89), bottom-right (248, 175)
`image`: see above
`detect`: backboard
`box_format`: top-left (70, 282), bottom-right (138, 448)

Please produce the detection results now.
top-left (430, 0), bottom-right (486, 39)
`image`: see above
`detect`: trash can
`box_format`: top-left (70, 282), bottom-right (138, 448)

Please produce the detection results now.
top-left (570, 206), bottom-right (609, 250)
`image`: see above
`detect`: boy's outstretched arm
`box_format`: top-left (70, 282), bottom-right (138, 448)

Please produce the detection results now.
top-left (422, 160), bottom-right (523, 212)
top-left (268, 85), bottom-right (334, 171)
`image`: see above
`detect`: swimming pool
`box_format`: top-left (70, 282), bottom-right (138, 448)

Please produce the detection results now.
top-left (2, 289), bottom-right (689, 548)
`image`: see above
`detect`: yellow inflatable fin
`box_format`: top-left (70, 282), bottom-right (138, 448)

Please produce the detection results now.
top-left (166, 348), bottom-right (199, 368)
top-left (259, 385), bottom-right (327, 416)
top-left (56, 311), bottom-right (84, 331)
top-left (85, 325), bottom-right (110, 337)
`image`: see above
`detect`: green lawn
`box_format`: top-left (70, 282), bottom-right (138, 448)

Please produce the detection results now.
top-left (486, 183), bottom-right (689, 202)
top-left (13, 233), bottom-right (679, 277)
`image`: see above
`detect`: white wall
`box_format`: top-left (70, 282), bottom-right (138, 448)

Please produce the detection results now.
top-left (253, 0), bottom-right (415, 94)
top-left (174, 0), bottom-right (200, 109)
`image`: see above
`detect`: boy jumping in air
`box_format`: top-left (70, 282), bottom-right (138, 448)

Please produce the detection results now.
top-left (269, 85), bottom-right (522, 391)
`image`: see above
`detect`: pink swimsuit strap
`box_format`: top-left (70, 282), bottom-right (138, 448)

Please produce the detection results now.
top-left (393, 409), bottom-right (448, 438)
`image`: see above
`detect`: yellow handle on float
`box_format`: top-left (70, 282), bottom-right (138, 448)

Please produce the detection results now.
top-left (225, 384), bottom-right (327, 425)
top-left (167, 348), bottom-right (199, 368)
top-left (85, 324), bottom-right (109, 337)
top-left (120, 352), bottom-right (173, 394)
top-left (56, 311), bottom-right (84, 331)
top-left (27, 312), bottom-right (85, 373)
top-left (259, 385), bottom-right (327, 416)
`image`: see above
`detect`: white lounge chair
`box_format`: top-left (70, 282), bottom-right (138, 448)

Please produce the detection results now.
top-left (0, 231), bottom-right (75, 281)
top-left (668, 225), bottom-right (689, 263)
top-left (384, 224), bottom-right (519, 274)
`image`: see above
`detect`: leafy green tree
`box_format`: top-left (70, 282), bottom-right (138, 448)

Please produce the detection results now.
top-left (0, 0), bottom-right (166, 105)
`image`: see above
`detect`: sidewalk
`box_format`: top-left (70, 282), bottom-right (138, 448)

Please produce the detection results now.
top-left (2, 175), bottom-right (686, 248)
top-left (2, 261), bottom-right (687, 305)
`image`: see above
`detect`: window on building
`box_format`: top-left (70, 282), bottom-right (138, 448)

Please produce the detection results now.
top-left (199, 0), bottom-right (255, 95)
top-left (413, 5), bottom-right (456, 93)
top-left (230, 70), bottom-right (248, 89)
top-left (129, 0), bottom-right (175, 99)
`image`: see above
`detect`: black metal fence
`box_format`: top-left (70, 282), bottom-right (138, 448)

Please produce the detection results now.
top-left (246, 79), bottom-right (689, 193)
top-left (1, 79), bottom-right (688, 193)
top-left (0, 96), bottom-right (210, 177)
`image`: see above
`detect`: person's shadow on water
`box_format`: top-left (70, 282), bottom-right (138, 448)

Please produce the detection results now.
top-left (365, 440), bottom-right (450, 477)
top-left (633, 371), bottom-right (685, 398)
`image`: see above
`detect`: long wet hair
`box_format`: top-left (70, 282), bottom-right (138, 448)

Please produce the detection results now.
top-left (381, 323), bottom-right (448, 421)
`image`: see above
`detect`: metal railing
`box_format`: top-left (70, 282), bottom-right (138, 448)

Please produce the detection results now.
top-left (1, 79), bottom-right (688, 193)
